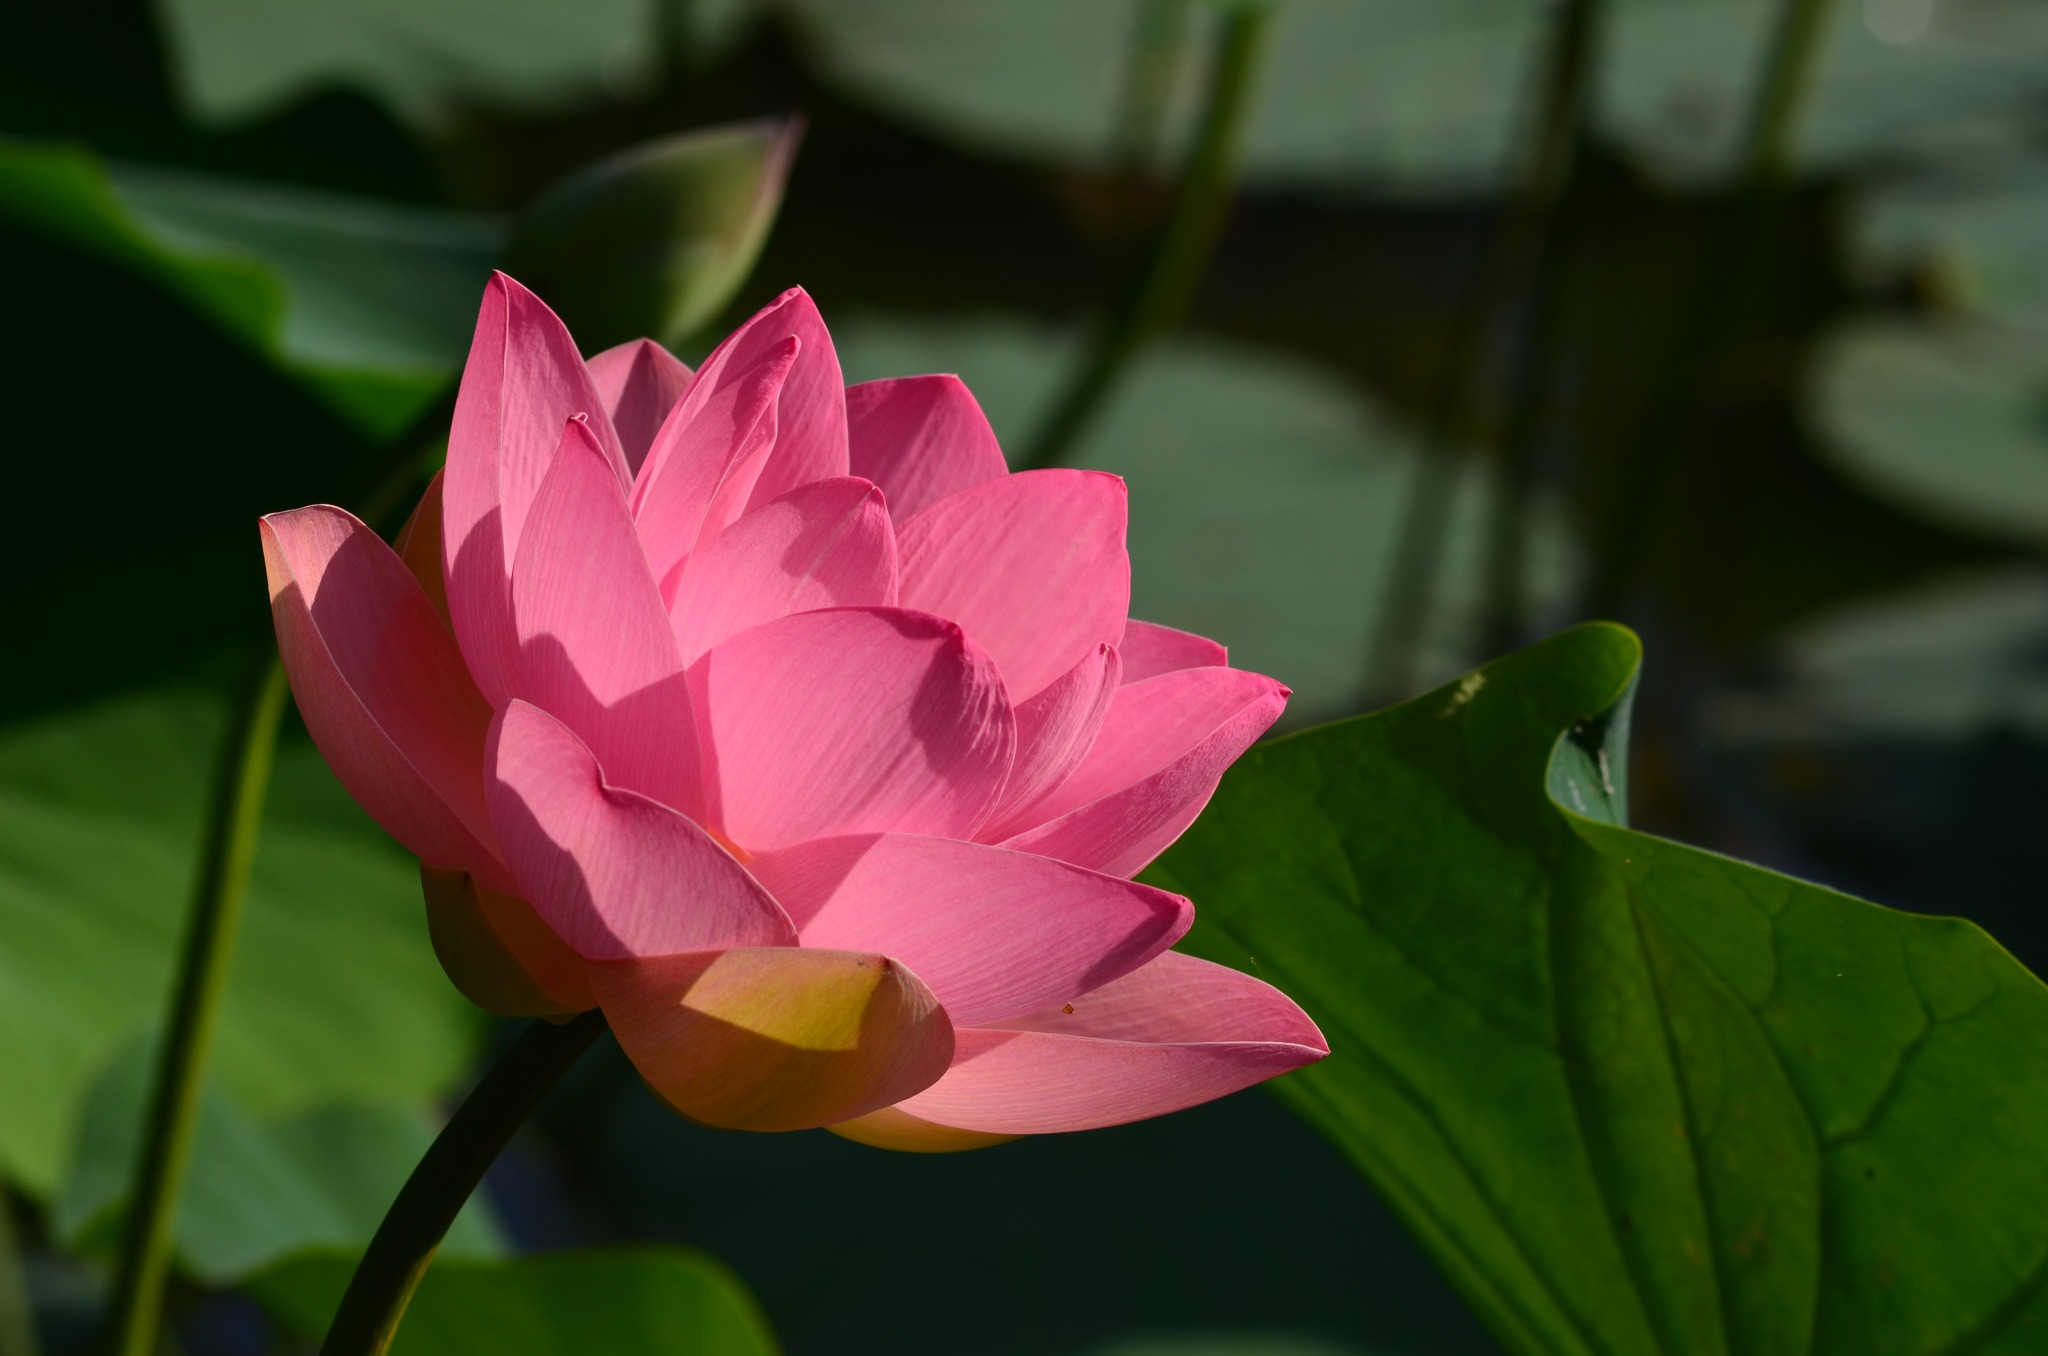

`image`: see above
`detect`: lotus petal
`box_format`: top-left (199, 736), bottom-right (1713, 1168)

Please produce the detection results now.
top-left (588, 337), bottom-right (691, 476)
top-left (1117, 619), bottom-right (1227, 684)
top-left (669, 476), bottom-right (897, 667)
top-left (870, 951), bottom-right (1326, 1136)
top-left (749, 833), bottom-right (1189, 1026)
top-left (260, 506), bottom-right (505, 889)
top-left (593, 947), bottom-right (952, 1132)
top-left (631, 337), bottom-right (797, 589)
top-left (845, 374), bottom-right (1007, 523)
top-left (693, 607), bottom-right (1014, 853)
top-left (510, 418), bottom-right (700, 817)
top-left (444, 273), bottom-right (628, 704)
top-left (1000, 666), bottom-right (1286, 877)
top-left (486, 701), bottom-right (794, 960)
top-left (421, 865), bottom-right (595, 1017)
top-left (896, 470), bottom-right (1129, 702)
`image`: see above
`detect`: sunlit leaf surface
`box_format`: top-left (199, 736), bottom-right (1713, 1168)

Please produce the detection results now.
top-left (0, 684), bottom-right (480, 1196)
top-left (1148, 624), bottom-right (2048, 1355)
top-left (55, 1038), bottom-right (499, 1282)
top-left (253, 1247), bottom-right (781, 1356)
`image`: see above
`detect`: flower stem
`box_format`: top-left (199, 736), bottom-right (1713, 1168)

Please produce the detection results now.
top-left (1362, 0), bottom-right (1600, 704)
top-left (0, 1194), bottom-right (41, 1356)
top-left (317, 1011), bottom-right (607, 1356)
top-left (98, 652), bottom-right (289, 1356)
top-left (94, 384), bottom-right (451, 1356)
top-left (1476, 0), bottom-right (1601, 661)
top-left (1014, 1), bottom-right (1275, 473)
top-left (1111, 0), bottom-right (1199, 176)
top-left (1586, 0), bottom-right (1840, 614)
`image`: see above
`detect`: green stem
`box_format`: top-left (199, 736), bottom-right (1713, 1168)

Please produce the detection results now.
top-left (98, 654), bottom-right (289, 1356)
top-left (1361, 0), bottom-right (1599, 704)
top-left (0, 1196), bottom-right (41, 1356)
top-left (95, 384), bottom-right (449, 1356)
top-left (1112, 0), bottom-right (1199, 175)
top-left (1741, 0), bottom-right (1840, 184)
top-left (1586, 0), bottom-right (1839, 614)
top-left (1015, 1), bottom-right (1275, 473)
top-left (1477, 0), bottom-right (1600, 659)
top-left (318, 1013), bottom-right (607, 1356)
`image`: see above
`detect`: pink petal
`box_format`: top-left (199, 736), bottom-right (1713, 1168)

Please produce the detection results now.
top-left (825, 1107), bottom-right (1016, 1153)
top-left (592, 947), bottom-right (953, 1132)
top-left (629, 337), bottom-right (798, 590)
top-left (588, 338), bottom-right (691, 477)
top-left (748, 833), bottom-right (1190, 1026)
top-left (845, 374), bottom-right (1008, 523)
top-left (978, 643), bottom-right (1120, 840)
top-left (443, 273), bottom-right (628, 705)
top-left (261, 507), bottom-right (507, 890)
top-left (669, 476), bottom-right (898, 667)
top-left (509, 418), bottom-right (702, 818)
top-left (999, 666), bottom-right (1287, 877)
top-left (895, 469), bottom-right (1130, 702)
top-left (1117, 619), bottom-right (1227, 684)
top-left (720, 289), bottom-right (849, 510)
top-left (693, 607), bottom-right (1015, 854)
top-left (881, 951), bottom-right (1327, 1135)
top-left (631, 288), bottom-right (849, 574)
top-left (421, 865), bottom-right (596, 1017)
top-left (485, 701), bottom-right (795, 960)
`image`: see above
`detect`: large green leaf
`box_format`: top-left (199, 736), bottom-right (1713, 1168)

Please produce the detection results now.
top-left (251, 1247), bottom-right (780, 1356)
top-left (0, 139), bottom-right (501, 435)
top-left (54, 1037), bottom-right (500, 1283)
top-left (0, 682), bottom-right (481, 1196)
top-left (1146, 623), bottom-right (2048, 1355)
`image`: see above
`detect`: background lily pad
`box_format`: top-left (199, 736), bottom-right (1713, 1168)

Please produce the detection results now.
top-left (782, 0), bottom-right (2048, 190)
top-left (156, 0), bottom-right (664, 126)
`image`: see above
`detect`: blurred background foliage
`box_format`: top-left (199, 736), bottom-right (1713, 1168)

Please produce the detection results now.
top-left (3, 0), bottom-right (2046, 1353)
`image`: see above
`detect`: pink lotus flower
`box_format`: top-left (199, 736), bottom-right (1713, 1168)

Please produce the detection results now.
top-left (260, 274), bottom-right (1326, 1149)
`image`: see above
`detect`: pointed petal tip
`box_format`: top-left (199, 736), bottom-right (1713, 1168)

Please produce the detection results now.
top-left (877, 954), bottom-right (1330, 1136)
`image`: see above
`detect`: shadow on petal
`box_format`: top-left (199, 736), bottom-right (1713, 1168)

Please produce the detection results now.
top-left (422, 865), bottom-right (596, 1018)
